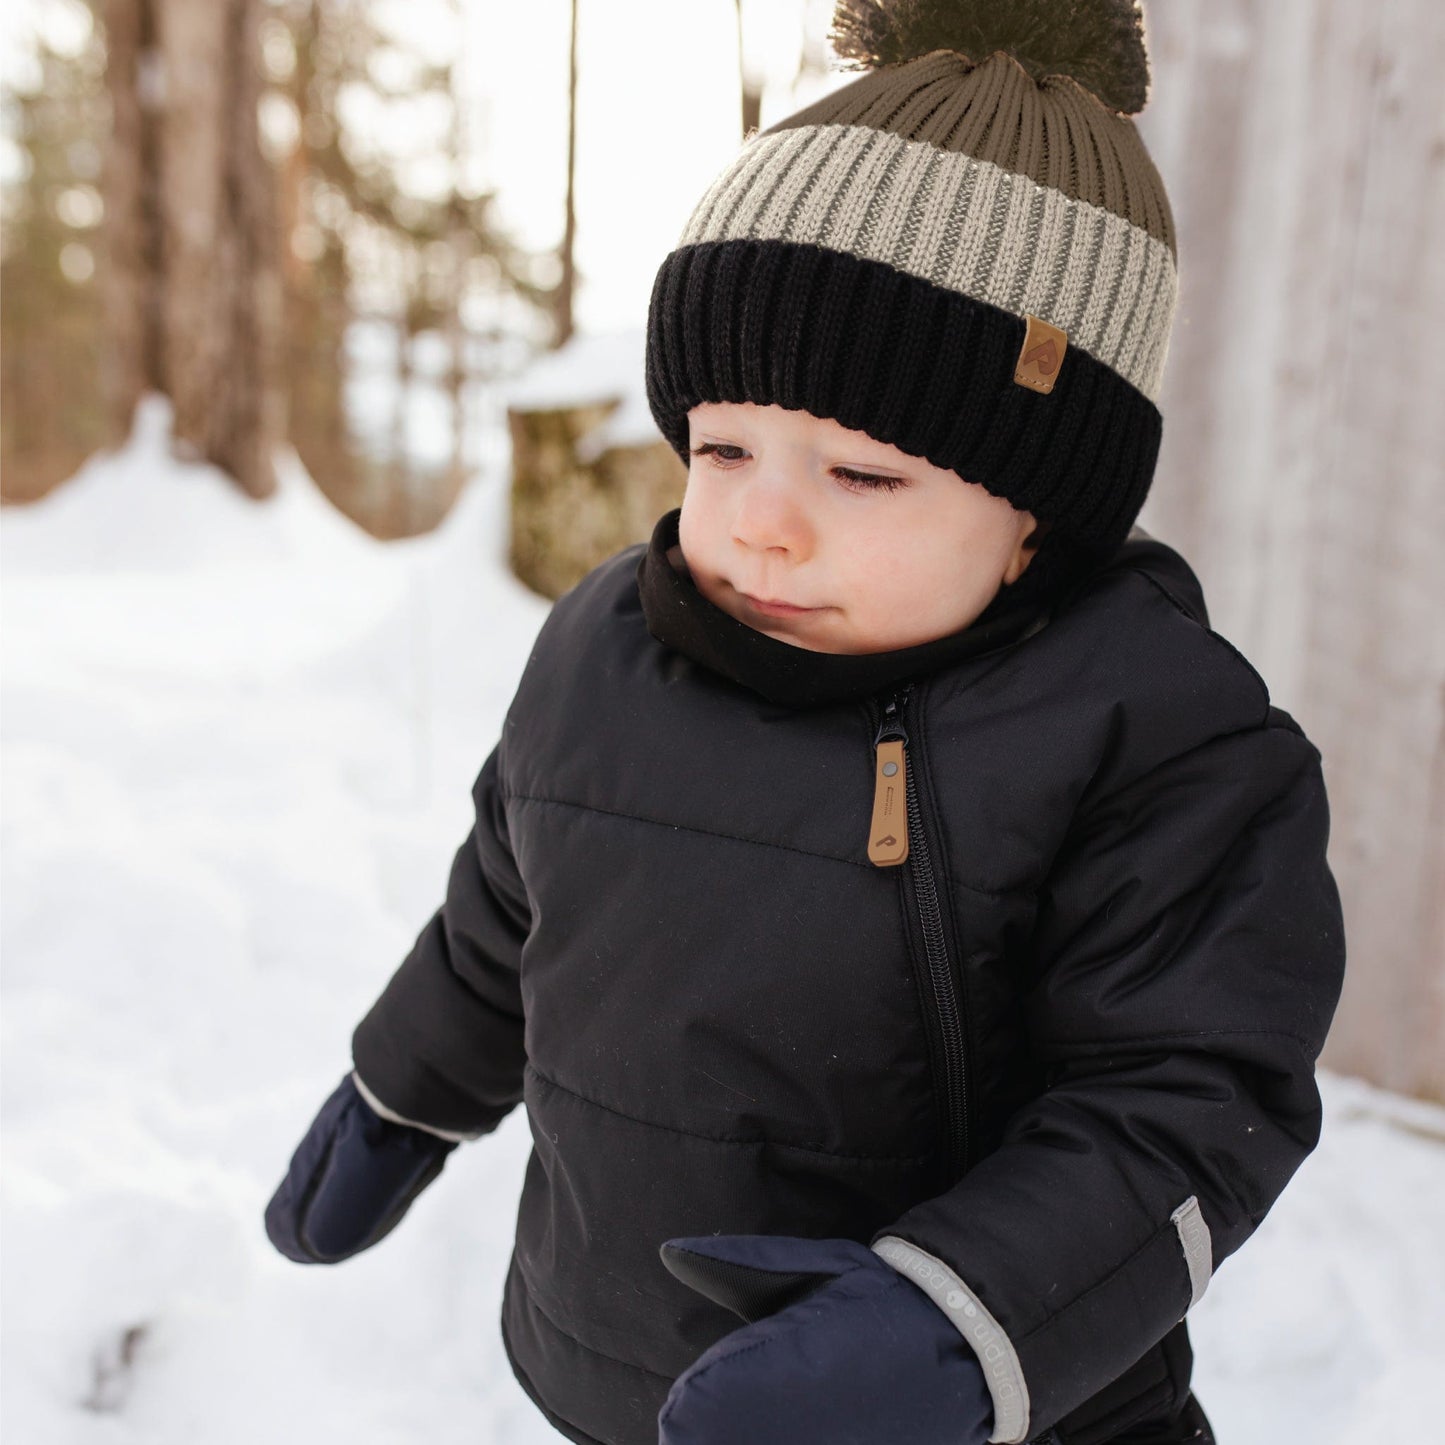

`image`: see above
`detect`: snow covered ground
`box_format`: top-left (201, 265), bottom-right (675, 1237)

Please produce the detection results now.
top-left (3, 400), bottom-right (1442, 1443)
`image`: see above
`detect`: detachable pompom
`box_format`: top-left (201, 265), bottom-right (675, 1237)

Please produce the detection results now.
top-left (829, 0), bottom-right (1151, 115)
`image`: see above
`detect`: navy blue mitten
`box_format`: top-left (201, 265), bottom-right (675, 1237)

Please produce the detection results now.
top-left (264, 1073), bottom-right (457, 1264)
top-left (657, 1234), bottom-right (994, 1445)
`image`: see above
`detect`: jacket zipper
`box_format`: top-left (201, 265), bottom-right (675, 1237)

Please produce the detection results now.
top-left (868, 684), bottom-right (970, 1181)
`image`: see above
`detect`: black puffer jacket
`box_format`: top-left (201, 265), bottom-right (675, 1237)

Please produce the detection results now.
top-left (352, 510), bottom-right (1346, 1445)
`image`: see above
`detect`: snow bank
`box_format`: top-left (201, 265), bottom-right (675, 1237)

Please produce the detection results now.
top-left (2, 400), bottom-right (555, 1444)
top-left (2, 402), bottom-right (1441, 1441)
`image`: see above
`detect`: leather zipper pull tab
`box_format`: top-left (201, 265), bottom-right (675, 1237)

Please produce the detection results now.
top-left (868, 738), bottom-right (909, 867)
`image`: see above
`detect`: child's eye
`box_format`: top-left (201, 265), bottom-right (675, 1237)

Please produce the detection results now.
top-left (834, 468), bottom-right (908, 493)
top-left (690, 442), bottom-right (748, 467)
top-left (689, 443), bottom-right (907, 493)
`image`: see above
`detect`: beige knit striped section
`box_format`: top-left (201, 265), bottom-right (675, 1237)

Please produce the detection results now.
top-left (677, 124), bottom-right (1178, 402)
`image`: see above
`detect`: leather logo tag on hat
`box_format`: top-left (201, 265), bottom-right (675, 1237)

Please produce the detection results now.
top-left (1014, 315), bottom-right (1068, 395)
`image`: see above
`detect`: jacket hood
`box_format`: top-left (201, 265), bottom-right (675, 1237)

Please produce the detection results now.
top-left (1099, 529), bottom-right (1211, 629)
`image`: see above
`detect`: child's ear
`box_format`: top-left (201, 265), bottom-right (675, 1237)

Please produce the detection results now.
top-left (1003, 513), bottom-right (1047, 584)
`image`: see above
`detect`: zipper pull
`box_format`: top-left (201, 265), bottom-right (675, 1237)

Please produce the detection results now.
top-left (869, 690), bottom-right (910, 867)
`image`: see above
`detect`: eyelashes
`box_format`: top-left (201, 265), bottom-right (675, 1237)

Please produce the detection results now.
top-left (688, 442), bottom-right (908, 493)
top-left (834, 468), bottom-right (908, 493)
top-left (690, 442), bottom-right (742, 462)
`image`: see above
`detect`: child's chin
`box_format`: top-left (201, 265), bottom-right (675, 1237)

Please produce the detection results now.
top-left (748, 618), bottom-right (867, 655)
top-left (725, 607), bottom-right (832, 652)
top-left (761, 628), bottom-right (836, 653)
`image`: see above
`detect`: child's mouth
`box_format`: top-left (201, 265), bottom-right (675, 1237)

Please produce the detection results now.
top-left (739, 593), bottom-right (820, 618)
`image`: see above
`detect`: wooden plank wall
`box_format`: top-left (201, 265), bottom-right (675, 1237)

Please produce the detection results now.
top-left (1135, 0), bottom-right (1445, 1098)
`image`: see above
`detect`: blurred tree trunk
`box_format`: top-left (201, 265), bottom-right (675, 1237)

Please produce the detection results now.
top-left (101, 0), bottom-right (281, 497)
top-left (736, 0), bottom-right (762, 139)
top-left (154, 0), bottom-right (280, 495)
top-left (100, 0), bottom-right (154, 438)
top-left (2, 15), bottom-right (113, 501)
top-left (278, 0), bottom-right (360, 520)
top-left (554, 0), bottom-right (578, 347)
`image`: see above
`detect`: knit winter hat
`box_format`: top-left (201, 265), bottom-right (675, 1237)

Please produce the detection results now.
top-left (645, 0), bottom-right (1177, 607)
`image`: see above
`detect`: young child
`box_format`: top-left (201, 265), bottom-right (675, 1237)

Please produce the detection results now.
top-left (265, 5), bottom-right (1347, 1444)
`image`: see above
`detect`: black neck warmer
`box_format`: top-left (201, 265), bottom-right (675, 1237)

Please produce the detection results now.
top-left (634, 509), bottom-right (1056, 710)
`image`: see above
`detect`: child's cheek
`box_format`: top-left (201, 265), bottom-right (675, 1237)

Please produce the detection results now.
top-left (677, 488), bottom-right (720, 573)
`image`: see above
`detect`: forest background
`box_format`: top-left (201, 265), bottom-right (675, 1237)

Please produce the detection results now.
top-left (8, 0), bottom-right (1437, 1095)
top-left (2, 3), bottom-right (1443, 1436)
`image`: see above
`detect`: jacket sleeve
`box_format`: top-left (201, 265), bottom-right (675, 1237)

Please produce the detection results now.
top-left (350, 740), bottom-right (531, 1141)
top-left (871, 707), bottom-right (1347, 1443)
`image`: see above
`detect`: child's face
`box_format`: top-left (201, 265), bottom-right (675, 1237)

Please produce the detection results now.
top-left (678, 401), bottom-right (1042, 655)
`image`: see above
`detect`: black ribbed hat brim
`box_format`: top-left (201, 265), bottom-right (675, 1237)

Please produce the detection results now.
top-left (645, 238), bottom-right (1161, 562)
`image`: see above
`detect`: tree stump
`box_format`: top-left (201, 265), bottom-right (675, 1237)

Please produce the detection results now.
top-left (507, 398), bottom-right (686, 601)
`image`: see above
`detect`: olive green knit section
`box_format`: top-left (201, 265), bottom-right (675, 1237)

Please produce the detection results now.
top-left (762, 49), bottom-right (1175, 259)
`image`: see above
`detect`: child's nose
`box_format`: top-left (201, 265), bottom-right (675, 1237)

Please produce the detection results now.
top-left (729, 474), bottom-right (814, 559)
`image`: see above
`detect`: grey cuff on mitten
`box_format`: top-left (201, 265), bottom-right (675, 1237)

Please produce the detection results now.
top-left (871, 1236), bottom-right (1030, 1445)
top-left (350, 1071), bottom-right (482, 1144)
